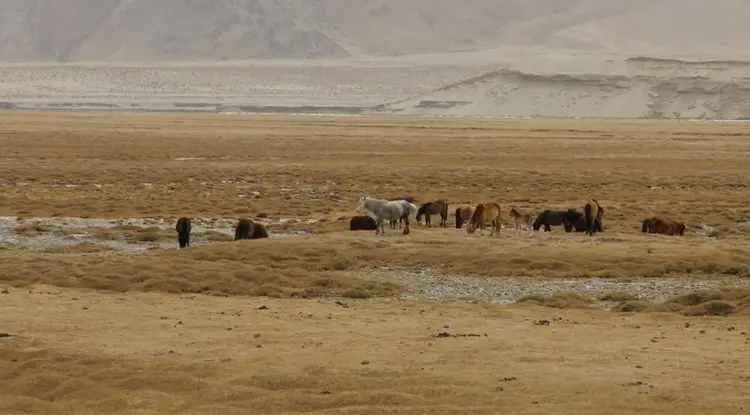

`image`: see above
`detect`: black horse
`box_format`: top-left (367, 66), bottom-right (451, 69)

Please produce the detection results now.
top-left (175, 217), bottom-right (192, 248)
top-left (349, 215), bottom-right (378, 231)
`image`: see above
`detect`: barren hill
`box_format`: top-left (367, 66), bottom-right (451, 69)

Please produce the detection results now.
top-left (3, 0), bottom-right (750, 62)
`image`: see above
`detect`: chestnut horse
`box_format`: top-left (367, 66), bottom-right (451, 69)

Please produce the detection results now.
top-left (416, 199), bottom-right (449, 227)
top-left (466, 201), bottom-right (503, 236)
top-left (641, 217), bottom-right (685, 236)
top-left (235, 218), bottom-right (269, 240)
top-left (583, 199), bottom-right (604, 236)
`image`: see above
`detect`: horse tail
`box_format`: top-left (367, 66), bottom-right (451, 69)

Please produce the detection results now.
top-left (641, 219), bottom-right (649, 233)
top-left (455, 207), bottom-right (463, 228)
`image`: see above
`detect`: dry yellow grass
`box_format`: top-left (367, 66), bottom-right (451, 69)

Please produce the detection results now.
top-left (2, 110), bottom-right (750, 414)
top-left (2, 286), bottom-right (750, 415)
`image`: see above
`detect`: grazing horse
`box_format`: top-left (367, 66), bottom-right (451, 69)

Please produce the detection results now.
top-left (583, 199), bottom-right (604, 236)
top-left (175, 217), bottom-right (192, 248)
top-left (567, 212), bottom-right (603, 233)
top-left (641, 217), bottom-right (685, 236)
top-left (358, 196), bottom-right (418, 235)
top-left (349, 215), bottom-right (378, 231)
top-left (234, 218), bottom-right (270, 240)
top-left (454, 204), bottom-right (476, 229)
top-left (416, 200), bottom-right (449, 227)
top-left (532, 209), bottom-right (576, 232)
top-left (466, 201), bottom-right (503, 236)
top-left (387, 196), bottom-right (415, 229)
top-left (509, 208), bottom-right (535, 237)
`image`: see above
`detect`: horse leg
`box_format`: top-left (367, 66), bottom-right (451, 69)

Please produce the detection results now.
top-left (403, 216), bottom-right (410, 235)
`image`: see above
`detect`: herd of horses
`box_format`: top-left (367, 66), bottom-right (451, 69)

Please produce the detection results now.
top-left (172, 196), bottom-right (686, 248)
top-left (348, 196), bottom-right (686, 238)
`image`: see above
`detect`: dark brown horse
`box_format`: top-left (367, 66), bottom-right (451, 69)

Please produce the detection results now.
top-left (416, 199), bottom-right (449, 227)
top-left (567, 213), bottom-right (602, 233)
top-left (387, 196), bottom-right (415, 229)
top-left (175, 217), bottom-right (192, 248)
top-left (641, 217), bottom-right (685, 236)
top-left (454, 204), bottom-right (476, 229)
top-left (349, 215), bottom-right (378, 231)
top-left (583, 199), bottom-right (604, 236)
top-left (532, 209), bottom-right (578, 232)
top-left (235, 218), bottom-right (269, 240)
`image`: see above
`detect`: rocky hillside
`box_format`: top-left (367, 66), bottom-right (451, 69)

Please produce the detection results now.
top-left (2, 0), bottom-right (750, 62)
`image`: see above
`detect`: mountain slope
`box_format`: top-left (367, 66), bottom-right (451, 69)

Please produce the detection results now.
top-left (2, 0), bottom-right (750, 61)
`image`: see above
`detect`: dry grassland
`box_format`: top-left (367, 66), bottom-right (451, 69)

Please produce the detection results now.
top-left (3, 286), bottom-right (750, 415)
top-left (2, 110), bottom-right (750, 414)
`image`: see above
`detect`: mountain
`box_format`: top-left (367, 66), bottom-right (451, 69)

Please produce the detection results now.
top-left (3, 0), bottom-right (750, 62)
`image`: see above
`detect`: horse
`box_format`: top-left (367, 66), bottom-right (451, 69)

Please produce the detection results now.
top-left (466, 201), bottom-right (503, 236)
top-left (583, 199), bottom-right (604, 236)
top-left (357, 196), bottom-right (418, 235)
top-left (349, 215), bottom-right (378, 231)
top-left (175, 217), bottom-right (192, 248)
top-left (416, 200), bottom-right (449, 227)
top-left (641, 216), bottom-right (685, 236)
top-left (234, 218), bottom-right (269, 240)
top-left (532, 209), bottom-right (576, 232)
top-left (387, 196), bottom-right (415, 229)
top-left (454, 204), bottom-right (476, 229)
top-left (567, 212), bottom-right (602, 233)
top-left (509, 208), bottom-right (534, 237)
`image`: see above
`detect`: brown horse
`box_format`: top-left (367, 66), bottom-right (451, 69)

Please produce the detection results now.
top-left (235, 218), bottom-right (269, 240)
top-left (454, 204), bottom-right (476, 229)
top-left (175, 217), bottom-right (192, 248)
top-left (509, 208), bottom-right (534, 237)
top-left (568, 214), bottom-right (602, 233)
top-left (641, 217), bottom-right (685, 236)
top-left (533, 209), bottom-right (579, 232)
top-left (466, 201), bottom-right (503, 236)
top-left (416, 200), bottom-right (449, 227)
top-left (387, 196), bottom-right (415, 229)
top-left (583, 199), bottom-right (604, 236)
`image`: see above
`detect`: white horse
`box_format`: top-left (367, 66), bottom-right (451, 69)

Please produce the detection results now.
top-left (357, 196), bottom-right (418, 235)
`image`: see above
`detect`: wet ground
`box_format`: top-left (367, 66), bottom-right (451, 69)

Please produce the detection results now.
top-left (0, 216), bottom-right (311, 252)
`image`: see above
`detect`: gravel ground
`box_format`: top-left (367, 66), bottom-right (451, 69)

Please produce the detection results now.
top-left (355, 267), bottom-right (750, 305)
top-left (0, 216), bottom-right (310, 251)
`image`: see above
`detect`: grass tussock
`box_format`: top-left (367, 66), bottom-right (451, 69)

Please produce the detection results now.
top-left (529, 288), bottom-right (750, 316)
top-left (13, 222), bottom-right (58, 237)
top-left (516, 293), bottom-right (594, 309)
top-left (2, 229), bottom-right (750, 300)
top-left (42, 243), bottom-right (115, 254)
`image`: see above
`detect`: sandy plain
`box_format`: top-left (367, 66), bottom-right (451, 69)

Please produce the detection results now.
top-left (2, 110), bottom-right (750, 414)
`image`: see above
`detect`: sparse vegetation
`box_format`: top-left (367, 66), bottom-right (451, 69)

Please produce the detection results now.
top-left (2, 112), bottom-right (750, 415)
